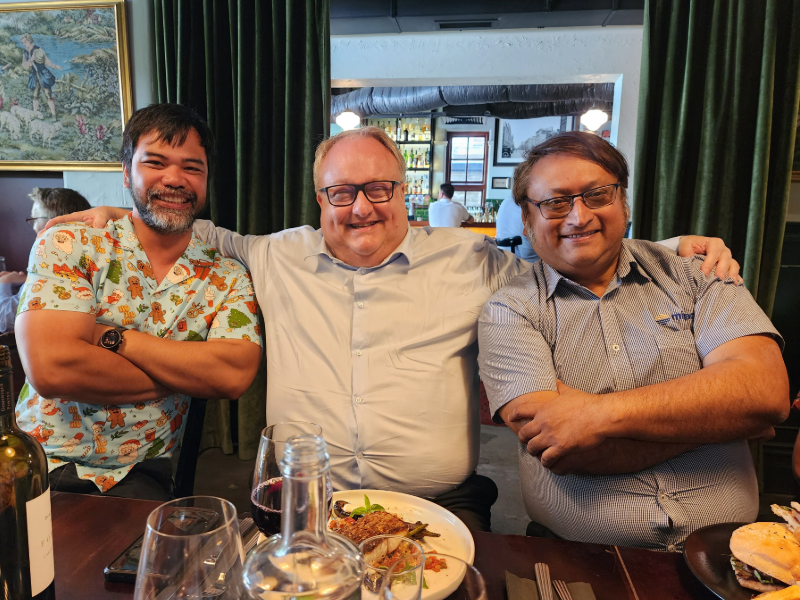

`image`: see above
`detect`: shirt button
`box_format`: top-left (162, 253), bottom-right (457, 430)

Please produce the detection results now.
top-left (612, 344), bottom-right (620, 352)
top-left (355, 396), bottom-right (363, 404)
top-left (356, 350), bottom-right (362, 356)
top-left (357, 302), bottom-right (364, 308)
top-left (658, 492), bottom-right (668, 501)
top-left (667, 544), bottom-right (677, 553)
top-left (356, 452), bottom-right (364, 460)
top-left (358, 268), bottom-right (366, 274)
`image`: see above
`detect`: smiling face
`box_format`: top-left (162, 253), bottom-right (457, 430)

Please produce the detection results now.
top-left (316, 136), bottom-right (408, 267)
top-left (124, 128), bottom-right (208, 235)
top-left (524, 153), bottom-right (628, 290)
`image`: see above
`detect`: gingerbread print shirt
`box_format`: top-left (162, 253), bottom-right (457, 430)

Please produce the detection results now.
top-left (15, 214), bottom-right (261, 492)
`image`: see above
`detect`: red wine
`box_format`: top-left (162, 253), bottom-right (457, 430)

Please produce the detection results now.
top-left (251, 477), bottom-right (283, 536)
top-left (0, 345), bottom-right (55, 600)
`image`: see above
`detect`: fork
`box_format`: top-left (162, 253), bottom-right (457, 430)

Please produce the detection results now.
top-left (534, 563), bottom-right (553, 600)
top-left (553, 580), bottom-right (574, 600)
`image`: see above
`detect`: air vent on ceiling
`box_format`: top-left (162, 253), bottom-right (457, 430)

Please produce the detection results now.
top-left (437, 20), bottom-right (495, 30)
top-left (444, 117), bottom-right (485, 125)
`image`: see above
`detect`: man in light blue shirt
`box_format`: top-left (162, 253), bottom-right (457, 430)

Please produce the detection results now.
top-left (495, 194), bottom-right (539, 263)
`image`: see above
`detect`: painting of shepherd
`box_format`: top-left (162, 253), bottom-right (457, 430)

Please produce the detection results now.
top-left (0, 1), bottom-right (131, 170)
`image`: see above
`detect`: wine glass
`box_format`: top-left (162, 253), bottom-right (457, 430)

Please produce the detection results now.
top-left (133, 496), bottom-right (244, 600)
top-left (250, 421), bottom-right (324, 536)
top-left (358, 534), bottom-right (425, 600)
top-left (380, 553), bottom-right (487, 600)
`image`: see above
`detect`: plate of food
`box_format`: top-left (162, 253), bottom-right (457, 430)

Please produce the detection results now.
top-left (328, 489), bottom-right (475, 600)
top-left (683, 503), bottom-right (800, 600)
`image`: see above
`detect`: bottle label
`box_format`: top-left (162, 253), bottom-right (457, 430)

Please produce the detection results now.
top-left (26, 488), bottom-right (54, 595)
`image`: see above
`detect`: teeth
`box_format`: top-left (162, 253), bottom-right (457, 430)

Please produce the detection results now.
top-left (351, 222), bottom-right (377, 228)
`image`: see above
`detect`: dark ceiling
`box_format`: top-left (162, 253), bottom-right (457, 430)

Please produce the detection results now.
top-left (331, 0), bottom-right (645, 35)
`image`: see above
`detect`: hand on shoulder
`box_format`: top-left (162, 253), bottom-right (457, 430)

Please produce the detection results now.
top-left (42, 206), bottom-right (128, 235)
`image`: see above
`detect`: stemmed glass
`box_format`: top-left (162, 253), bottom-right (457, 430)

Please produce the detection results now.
top-left (133, 496), bottom-right (244, 600)
top-left (359, 534), bottom-right (425, 600)
top-left (380, 553), bottom-right (487, 600)
top-left (250, 421), bottom-right (325, 536)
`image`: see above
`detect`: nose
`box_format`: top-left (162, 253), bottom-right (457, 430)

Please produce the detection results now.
top-left (351, 188), bottom-right (374, 217)
top-left (160, 165), bottom-right (187, 188)
top-left (564, 196), bottom-right (594, 227)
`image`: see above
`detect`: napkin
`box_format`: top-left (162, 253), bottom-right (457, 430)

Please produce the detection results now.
top-left (506, 571), bottom-right (597, 600)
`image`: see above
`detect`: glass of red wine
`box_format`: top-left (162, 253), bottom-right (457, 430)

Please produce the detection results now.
top-left (250, 421), bottom-right (328, 537)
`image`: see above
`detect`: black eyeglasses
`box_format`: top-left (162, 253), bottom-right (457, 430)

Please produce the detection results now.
top-left (318, 180), bottom-right (402, 207)
top-left (527, 183), bottom-right (621, 219)
top-left (26, 217), bottom-right (48, 226)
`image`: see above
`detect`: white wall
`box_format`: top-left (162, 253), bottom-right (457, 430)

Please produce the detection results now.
top-left (331, 26), bottom-right (643, 186)
top-left (0, 0), bottom-right (153, 206)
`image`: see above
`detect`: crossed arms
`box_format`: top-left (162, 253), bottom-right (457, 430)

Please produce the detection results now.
top-left (499, 333), bottom-right (788, 475)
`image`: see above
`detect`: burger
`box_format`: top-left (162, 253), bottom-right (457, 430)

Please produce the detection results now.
top-left (730, 521), bottom-right (800, 594)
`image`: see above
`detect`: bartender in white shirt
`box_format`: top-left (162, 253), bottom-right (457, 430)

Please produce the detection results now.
top-left (428, 183), bottom-right (474, 227)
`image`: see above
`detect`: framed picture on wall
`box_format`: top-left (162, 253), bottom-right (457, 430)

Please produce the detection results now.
top-left (494, 115), bottom-right (573, 166)
top-left (0, 0), bottom-right (131, 171)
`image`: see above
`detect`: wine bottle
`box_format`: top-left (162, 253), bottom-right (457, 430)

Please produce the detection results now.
top-left (243, 434), bottom-right (363, 599)
top-left (0, 346), bottom-right (55, 600)
top-left (403, 124), bottom-right (408, 141)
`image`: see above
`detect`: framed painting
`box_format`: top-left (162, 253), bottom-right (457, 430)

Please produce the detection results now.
top-left (0, 0), bottom-right (131, 171)
top-left (493, 115), bottom-right (573, 166)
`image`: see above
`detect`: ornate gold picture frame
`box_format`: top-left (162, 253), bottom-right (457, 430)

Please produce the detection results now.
top-left (0, 0), bottom-right (131, 171)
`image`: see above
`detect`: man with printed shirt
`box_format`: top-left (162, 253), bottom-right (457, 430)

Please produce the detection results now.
top-left (50, 125), bottom-right (743, 530)
top-left (15, 104), bottom-right (262, 500)
top-left (478, 131), bottom-right (789, 549)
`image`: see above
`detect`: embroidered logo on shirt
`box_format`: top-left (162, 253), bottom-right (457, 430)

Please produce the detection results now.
top-left (655, 312), bottom-right (693, 325)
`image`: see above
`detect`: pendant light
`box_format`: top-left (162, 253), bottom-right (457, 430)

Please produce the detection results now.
top-left (580, 109), bottom-right (608, 132)
top-left (335, 110), bottom-right (361, 130)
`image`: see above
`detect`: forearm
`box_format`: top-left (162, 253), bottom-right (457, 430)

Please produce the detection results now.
top-left (0, 288), bottom-right (19, 334)
top-left (549, 439), bottom-right (698, 475)
top-left (24, 341), bottom-right (169, 404)
top-left (117, 330), bottom-right (259, 399)
top-left (603, 356), bottom-right (788, 444)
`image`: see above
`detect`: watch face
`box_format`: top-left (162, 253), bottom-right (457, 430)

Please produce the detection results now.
top-left (100, 329), bottom-right (122, 349)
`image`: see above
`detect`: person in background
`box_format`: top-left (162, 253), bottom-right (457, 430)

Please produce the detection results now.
top-left (0, 187), bottom-right (91, 334)
top-left (428, 183), bottom-right (474, 228)
top-left (479, 131), bottom-right (788, 550)
top-left (495, 193), bottom-right (539, 263)
top-left (15, 104), bottom-right (261, 500)
top-left (47, 126), bottom-right (741, 530)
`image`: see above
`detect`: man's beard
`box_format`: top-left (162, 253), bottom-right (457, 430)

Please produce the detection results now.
top-left (130, 183), bottom-right (199, 234)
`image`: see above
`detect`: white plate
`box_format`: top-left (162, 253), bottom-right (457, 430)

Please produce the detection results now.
top-left (330, 489), bottom-right (475, 600)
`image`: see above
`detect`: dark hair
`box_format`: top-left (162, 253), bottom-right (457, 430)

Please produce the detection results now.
top-left (512, 131), bottom-right (629, 220)
top-left (440, 183), bottom-right (455, 199)
top-left (120, 103), bottom-right (216, 177)
top-left (29, 187), bottom-right (91, 218)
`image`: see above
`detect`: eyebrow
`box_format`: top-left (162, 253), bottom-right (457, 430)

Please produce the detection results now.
top-left (141, 151), bottom-right (206, 167)
top-left (546, 179), bottom-right (606, 196)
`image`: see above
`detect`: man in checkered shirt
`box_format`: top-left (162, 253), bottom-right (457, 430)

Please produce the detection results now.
top-left (478, 131), bottom-right (790, 551)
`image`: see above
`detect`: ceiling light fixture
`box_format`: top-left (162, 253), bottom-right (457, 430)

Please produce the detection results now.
top-left (335, 110), bottom-right (361, 130)
top-left (580, 109), bottom-right (609, 132)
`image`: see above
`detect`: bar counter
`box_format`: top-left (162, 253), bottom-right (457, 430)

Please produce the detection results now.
top-left (409, 220), bottom-right (497, 237)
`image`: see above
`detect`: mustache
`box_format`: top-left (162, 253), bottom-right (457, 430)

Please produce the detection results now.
top-left (146, 186), bottom-right (197, 204)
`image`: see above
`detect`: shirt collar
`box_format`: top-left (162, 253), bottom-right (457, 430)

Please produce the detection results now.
top-left (304, 224), bottom-right (414, 270)
top-left (113, 213), bottom-right (217, 288)
top-left (541, 239), bottom-right (651, 299)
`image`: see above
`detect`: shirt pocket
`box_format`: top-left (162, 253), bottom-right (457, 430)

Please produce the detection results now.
top-left (655, 329), bottom-right (701, 382)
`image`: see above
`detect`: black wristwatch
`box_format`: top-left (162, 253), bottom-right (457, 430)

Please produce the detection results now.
top-left (98, 328), bottom-right (125, 352)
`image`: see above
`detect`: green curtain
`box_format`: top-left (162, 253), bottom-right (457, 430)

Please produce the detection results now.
top-left (151, 0), bottom-right (331, 459)
top-left (633, 0), bottom-right (800, 318)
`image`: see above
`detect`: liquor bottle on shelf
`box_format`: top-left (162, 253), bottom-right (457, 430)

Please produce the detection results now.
top-left (425, 149), bottom-right (431, 168)
top-left (243, 434), bottom-right (364, 599)
top-left (0, 345), bottom-right (55, 600)
top-left (402, 124), bottom-right (409, 141)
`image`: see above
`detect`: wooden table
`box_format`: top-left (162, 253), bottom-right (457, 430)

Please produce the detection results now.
top-left (51, 492), bottom-right (717, 600)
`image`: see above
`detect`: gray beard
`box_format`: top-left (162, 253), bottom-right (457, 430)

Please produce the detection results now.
top-left (130, 184), bottom-right (197, 234)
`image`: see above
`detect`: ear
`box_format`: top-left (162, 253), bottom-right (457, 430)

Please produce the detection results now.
top-left (122, 164), bottom-right (131, 189)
